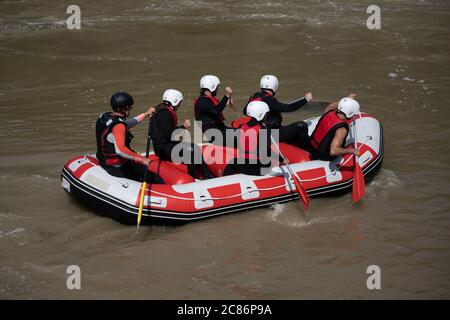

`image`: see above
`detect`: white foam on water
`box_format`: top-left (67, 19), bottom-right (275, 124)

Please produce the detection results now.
top-left (30, 174), bottom-right (51, 181)
top-left (0, 212), bottom-right (28, 221)
top-left (0, 227), bottom-right (26, 239)
top-left (267, 202), bottom-right (353, 229)
top-left (388, 72), bottom-right (398, 79)
top-left (364, 169), bottom-right (402, 203)
top-left (23, 262), bottom-right (64, 275)
top-left (271, 203), bottom-right (286, 215)
top-left (267, 203), bottom-right (309, 228)
top-left (306, 18), bottom-right (323, 25)
top-left (369, 169), bottom-right (402, 189)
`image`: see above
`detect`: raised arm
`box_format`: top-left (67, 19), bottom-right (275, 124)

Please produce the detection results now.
top-left (126, 107), bottom-right (155, 129)
top-left (265, 92), bottom-right (312, 112)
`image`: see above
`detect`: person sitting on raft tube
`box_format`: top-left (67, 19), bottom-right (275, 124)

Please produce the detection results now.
top-left (236, 75), bottom-right (313, 150)
top-left (309, 95), bottom-right (361, 161)
top-left (150, 89), bottom-right (215, 180)
top-left (224, 101), bottom-right (274, 176)
top-left (194, 75), bottom-right (234, 144)
top-left (95, 92), bottom-right (164, 183)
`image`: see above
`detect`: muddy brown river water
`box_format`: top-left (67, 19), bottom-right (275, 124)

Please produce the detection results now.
top-left (1, 0), bottom-right (449, 299)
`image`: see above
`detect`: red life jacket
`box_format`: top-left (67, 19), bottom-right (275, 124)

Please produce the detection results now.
top-left (310, 110), bottom-right (349, 159)
top-left (152, 104), bottom-right (178, 129)
top-left (165, 105), bottom-right (178, 129)
top-left (248, 90), bottom-right (273, 103)
top-left (194, 95), bottom-right (224, 123)
top-left (231, 116), bottom-right (251, 129)
top-left (232, 91), bottom-right (274, 129)
top-left (239, 123), bottom-right (261, 159)
top-left (95, 112), bottom-right (134, 167)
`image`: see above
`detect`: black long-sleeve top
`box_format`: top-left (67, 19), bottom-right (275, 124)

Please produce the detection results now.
top-left (195, 95), bottom-right (229, 132)
top-left (150, 106), bottom-right (184, 154)
top-left (243, 91), bottom-right (308, 129)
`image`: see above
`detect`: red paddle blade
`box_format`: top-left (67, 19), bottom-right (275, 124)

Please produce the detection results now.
top-left (352, 161), bottom-right (366, 203)
top-left (293, 176), bottom-right (310, 212)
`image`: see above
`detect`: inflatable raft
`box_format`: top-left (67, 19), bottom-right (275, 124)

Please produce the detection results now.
top-left (61, 113), bottom-right (383, 225)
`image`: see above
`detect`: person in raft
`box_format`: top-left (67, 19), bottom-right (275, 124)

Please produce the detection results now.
top-left (150, 89), bottom-right (215, 179)
top-left (95, 92), bottom-right (164, 183)
top-left (238, 75), bottom-right (313, 150)
top-left (309, 94), bottom-right (361, 161)
top-left (194, 75), bottom-right (234, 144)
top-left (224, 101), bottom-right (275, 176)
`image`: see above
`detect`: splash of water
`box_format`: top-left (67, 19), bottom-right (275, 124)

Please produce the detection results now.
top-left (267, 203), bottom-right (309, 228)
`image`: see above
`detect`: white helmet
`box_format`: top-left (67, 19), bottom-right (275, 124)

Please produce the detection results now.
top-left (337, 97), bottom-right (360, 118)
top-left (260, 75), bottom-right (279, 92)
top-left (200, 75), bottom-right (220, 92)
top-left (163, 89), bottom-right (183, 107)
top-left (246, 101), bottom-right (270, 121)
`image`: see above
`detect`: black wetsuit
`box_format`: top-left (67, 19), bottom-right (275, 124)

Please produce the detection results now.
top-left (150, 104), bottom-right (214, 179)
top-left (195, 94), bottom-right (232, 145)
top-left (244, 91), bottom-right (311, 151)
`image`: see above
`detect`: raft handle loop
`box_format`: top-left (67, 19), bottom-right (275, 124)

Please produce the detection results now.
top-left (150, 198), bottom-right (162, 205)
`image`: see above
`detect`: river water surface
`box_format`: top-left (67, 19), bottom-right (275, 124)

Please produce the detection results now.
top-left (1, 0), bottom-right (450, 299)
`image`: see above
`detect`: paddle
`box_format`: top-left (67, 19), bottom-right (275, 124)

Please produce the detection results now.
top-left (352, 114), bottom-right (365, 203)
top-left (228, 96), bottom-right (236, 112)
top-left (269, 134), bottom-right (310, 212)
top-left (137, 116), bottom-right (153, 230)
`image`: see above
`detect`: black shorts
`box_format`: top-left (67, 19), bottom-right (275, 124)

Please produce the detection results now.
top-left (223, 160), bottom-right (271, 176)
top-left (104, 161), bottom-right (164, 184)
top-left (278, 121), bottom-right (312, 152)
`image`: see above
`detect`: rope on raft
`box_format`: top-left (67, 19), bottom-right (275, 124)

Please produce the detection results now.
top-left (143, 136), bottom-right (372, 202)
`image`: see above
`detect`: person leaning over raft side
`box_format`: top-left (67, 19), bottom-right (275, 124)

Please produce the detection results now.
top-left (309, 95), bottom-right (361, 161)
top-left (240, 75), bottom-right (313, 150)
top-left (150, 89), bottom-right (215, 179)
top-left (194, 75), bottom-right (234, 144)
top-left (95, 92), bottom-right (164, 183)
top-left (224, 101), bottom-right (274, 176)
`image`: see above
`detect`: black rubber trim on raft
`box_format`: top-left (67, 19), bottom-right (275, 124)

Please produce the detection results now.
top-left (61, 123), bottom-right (384, 224)
top-left (63, 167), bottom-right (300, 221)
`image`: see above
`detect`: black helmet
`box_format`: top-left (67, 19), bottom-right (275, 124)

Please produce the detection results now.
top-left (110, 92), bottom-right (134, 111)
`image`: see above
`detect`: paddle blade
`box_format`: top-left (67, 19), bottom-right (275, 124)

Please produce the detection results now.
top-left (352, 161), bottom-right (365, 203)
top-left (137, 181), bottom-right (147, 227)
top-left (292, 176), bottom-right (310, 212)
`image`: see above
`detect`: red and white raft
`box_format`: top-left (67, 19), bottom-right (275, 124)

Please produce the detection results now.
top-left (61, 113), bottom-right (383, 225)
